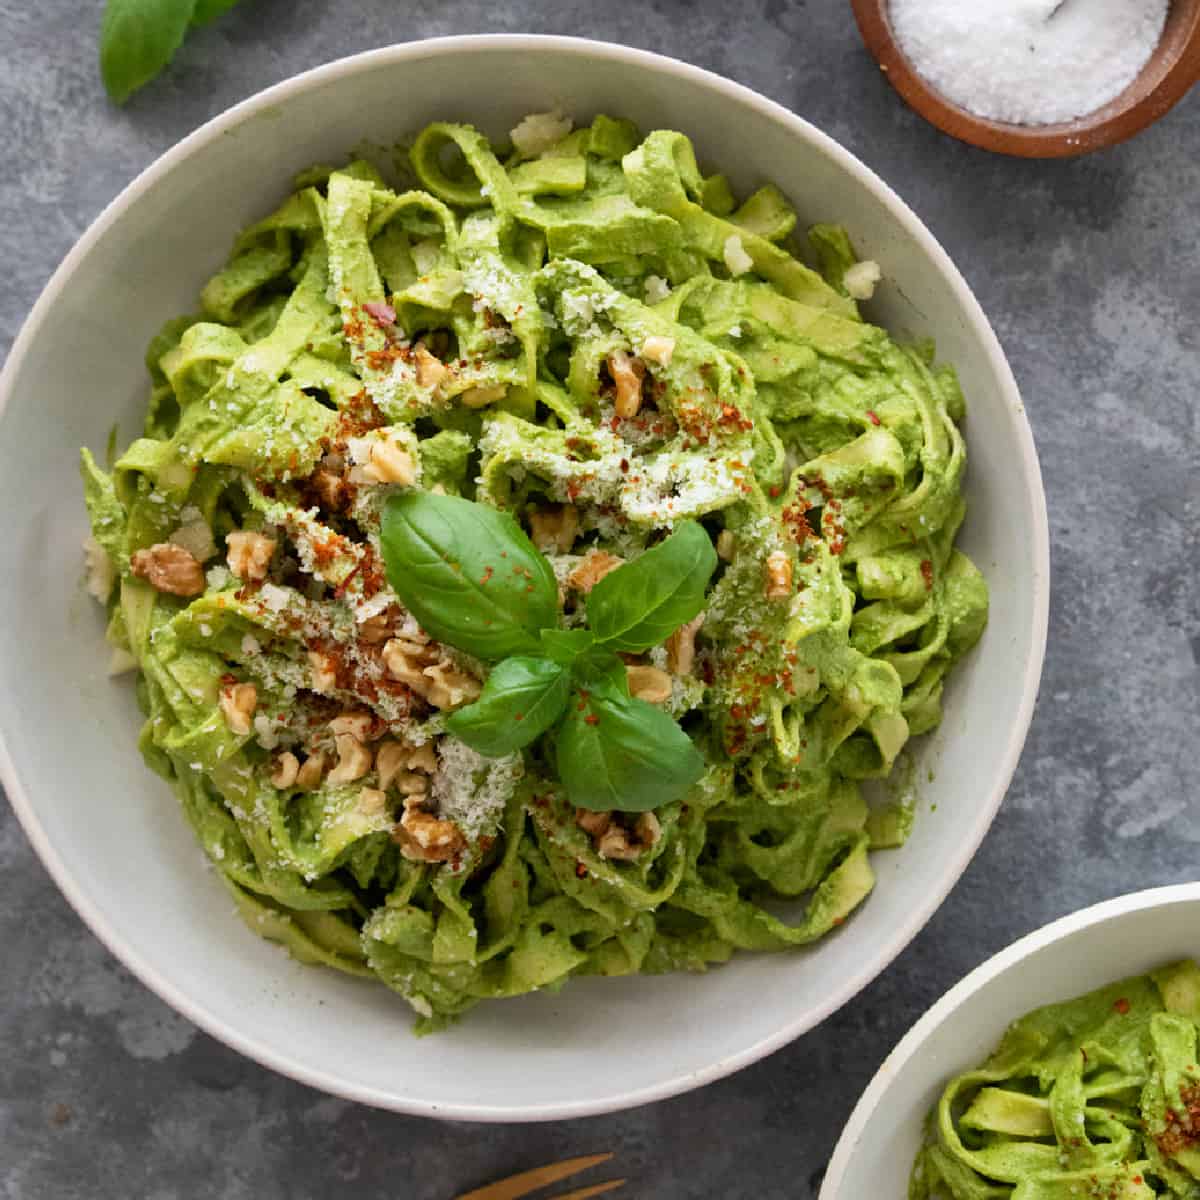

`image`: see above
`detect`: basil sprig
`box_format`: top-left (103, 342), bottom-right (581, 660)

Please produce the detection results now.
top-left (380, 492), bottom-right (714, 812)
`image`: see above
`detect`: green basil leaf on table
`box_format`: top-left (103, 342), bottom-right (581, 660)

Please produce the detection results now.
top-left (556, 690), bottom-right (705, 813)
top-left (446, 657), bottom-right (571, 757)
top-left (100, 0), bottom-right (198, 105)
top-left (539, 628), bottom-right (596, 670)
top-left (380, 491), bottom-right (559, 660)
top-left (190, 0), bottom-right (240, 23)
top-left (586, 520), bottom-right (718, 652)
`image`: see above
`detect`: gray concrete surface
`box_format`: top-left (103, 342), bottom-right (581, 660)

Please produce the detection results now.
top-left (1, 2), bottom-right (1197, 1197)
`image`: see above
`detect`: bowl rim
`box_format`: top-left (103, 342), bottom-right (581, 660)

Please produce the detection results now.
top-left (0, 33), bottom-right (1050, 1122)
top-left (819, 882), bottom-right (1200, 1197)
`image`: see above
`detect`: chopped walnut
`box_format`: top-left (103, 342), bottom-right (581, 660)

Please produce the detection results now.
top-left (575, 808), bottom-right (611, 838)
top-left (312, 468), bottom-right (350, 512)
top-left (130, 543), bottom-right (205, 597)
top-left (528, 504), bottom-right (579, 554)
top-left (577, 808), bottom-right (662, 861)
top-left (716, 529), bottom-right (736, 561)
top-left (218, 682), bottom-right (257, 735)
top-left (353, 436), bottom-right (416, 486)
top-left (608, 349), bottom-right (646, 419)
top-left (567, 550), bottom-right (624, 594)
top-left (626, 664), bottom-right (673, 704)
top-left (393, 796), bottom-right (466, 863)
top-left (407, 742), bottom-right (438, 774)
top-left (393, 771), bottom-right (430, 796)
top-left (765, 549), bottom-right (793, 600)
top-left (413, 343), bottom-right (449, 390)
top-left (329, 711), bottom-right (376, 741)
top-left (295, 751), bottom-right (327, 791)
top-left (308, 650), bottom-right (338, 695)
top-left (461, 383), bottom-right (507, 409)
top-left (640, 335), bottom-right (675, 366)
top-left (376, 739), bottom-right (438, 790)
top-left (382, 639), bottom-right (479, 709)
top-left (327, 733), bottom-right (373, 785)
top-left (421, 661), bottom-right (482, 710)
top-left (667, 613), bottom-right (704, 676)
top-left (358, 610), bottom-right (394, 644)
top-left (225, 530), bottom-right (276, 581)
top-left (357, 787), bottom-right (390, 819)
top-left (270, 751), bottom-right (300, 789)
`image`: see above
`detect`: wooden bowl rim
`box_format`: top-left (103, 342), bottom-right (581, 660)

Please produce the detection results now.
top-left (851, 0), bottom-right (1200, 158)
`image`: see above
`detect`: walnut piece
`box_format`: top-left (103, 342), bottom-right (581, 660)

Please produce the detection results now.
top-left (307, 650), bottom-right (338, 695)
top-left (461, 384), bottom-right (507, 409)
top-left (393, 796), bottom-right (466, 863)
top-left (608, 349), bottom-right (646, 419)
top-left (295, 751), bottom-right (327, 791)
top-left (311, 468), bottom-right (350, 513)
top-left (225, 530), bottom-right (276, 581)
top-left (765, 549), bottom-right (793, 600)
top-left (413, 343), bottom-right (449, 390)
top-left (353, 436), bottom-right (416, 486)
top-left (218, 682), bottom-right (257, 736)
top-left (327, 733), bottom-right (373, 785)
top-left (357, 787), bottom-right (389, 819)
top-left (329, 711), bottom-right (375, 742)
top-left (382, 639), bottom-right (480, 710)
top-left (640, 335), bottom-right (675, 366)
top-left (130, 543), bottom-right (206, 597)
top-left (376, 739), bottom-right (438, 790)
top-left (270, 751), bottom-right (300, 789)
top-left (528, 504), bottom-right (579, 554)
top-left (576, 808), bottom-right (662, 861)
top-left (567, 550), bottom-right (624, 594)
top-left (626, 664), bottom-right (673, 704)
top-left (358, 610), bottom-right (394, 644)
top-left (666, 613), bottom-right (704, 676)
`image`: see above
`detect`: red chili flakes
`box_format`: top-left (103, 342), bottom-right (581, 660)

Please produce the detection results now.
top-left (768, 485), bottom-right (782, 499)
top-left (619, 458), bottom-right (629, 473)
top-left (718, 403), bottom-right (753, 433)
top-left (920, 559), bottom-right (934, 590)
top-left (565, 479), bottom-right (582, 501)
top-left (575, 861), bottom-right (588, 879)
top-left (584, 714), bottom-right (599, 726)
top-left (365, 344), bottom-right (411, 373)
top-left (1155, 1083), bottom-right (1200, 1156)
top-left (342, 316), bottom-right (366, 342)
top-left (1113, 997), bottom-right (1131, 1015)
top-left (866, 410), bottom-right (881, 426)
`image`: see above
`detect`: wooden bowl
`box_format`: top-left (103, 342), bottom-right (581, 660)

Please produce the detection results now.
top-left (851, 0), bottom-right (1200, 157)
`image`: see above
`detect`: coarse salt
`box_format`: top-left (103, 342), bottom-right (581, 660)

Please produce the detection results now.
top-left (890, 0), bottom-right (1169, 126)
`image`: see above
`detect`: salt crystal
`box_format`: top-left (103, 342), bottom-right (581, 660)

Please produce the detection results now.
top-left (890, 0), bottom-right (1169, 126)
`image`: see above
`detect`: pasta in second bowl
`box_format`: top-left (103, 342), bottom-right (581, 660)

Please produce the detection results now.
top-left (0, 37), bottom-right (1046, 1118)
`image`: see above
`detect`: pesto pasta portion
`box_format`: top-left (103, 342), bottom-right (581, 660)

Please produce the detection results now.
top-left (80, 111), bottom-right (988, 1029)
top-left (911, 960), bottom-right (1200, 1199)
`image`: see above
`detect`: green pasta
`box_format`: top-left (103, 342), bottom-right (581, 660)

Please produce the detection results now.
top-left (911, 960), bottom-right (1200, 1199)
top-left (80, 111), bottom-right (988, 1030)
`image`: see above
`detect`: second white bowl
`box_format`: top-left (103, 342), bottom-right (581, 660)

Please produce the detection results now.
top-left (821, 884), bottom-right (1200, 1198)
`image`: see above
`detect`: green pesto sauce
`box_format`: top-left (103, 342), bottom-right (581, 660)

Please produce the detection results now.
top-left (911, 960), bottom-right (1200, 1199)
top-left (80, 112), bottom-right (988, 1031)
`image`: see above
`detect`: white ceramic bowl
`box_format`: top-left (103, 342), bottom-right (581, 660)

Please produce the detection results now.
top-left (821, 884), bottom-right (1200, 1198)
top-left (0, 36), bottom-right (1048, 1121)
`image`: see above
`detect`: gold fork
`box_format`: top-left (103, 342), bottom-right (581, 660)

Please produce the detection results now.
top-left (453, 1152), bottom-right (625, 1200)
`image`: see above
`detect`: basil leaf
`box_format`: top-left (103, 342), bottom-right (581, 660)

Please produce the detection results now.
top-left (100, 0), bottom-right (197, 104)
top-left (557, 690), bottom-right (705, 813)
top-left (539, 628), bottom-right (595, 669)
top-left (380, 492), bottom-right (559, 660)
top-left (446, 657), bottom-right (570, 757)
top-left (191, 0), bottom-right (240, 23)
top-left (571, 648), bottom-right (629, 698)
top-left (586, 521), bottom-right (718, 652)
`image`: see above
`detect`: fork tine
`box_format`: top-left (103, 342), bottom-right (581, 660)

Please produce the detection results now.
top-left (454, 1153), bottom-right (614, 1200)
top-left (548, 1179), bottom-right (626, 1200)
